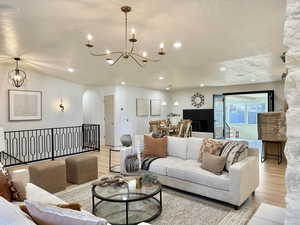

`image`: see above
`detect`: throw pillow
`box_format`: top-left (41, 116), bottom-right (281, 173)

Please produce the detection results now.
top-left (0, 163), bottom-right (24, 201)
top-left (24, 200), bottom-right (107, 225)
top-left (198, 138), bottom-right (224, 162)
top-left (143, 135), bottom-right (167, 158)
top-left (0, 172), bottom-right (11, 201)
top-left (220, 141), bottom-right (248, 171)
top-left (201, 152), bottom-right (226, 175)
top-left (20, 203), bottom-right (82, 217)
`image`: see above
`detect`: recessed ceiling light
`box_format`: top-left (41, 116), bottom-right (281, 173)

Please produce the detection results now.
top-left (219, 66), bottom-right (227, 72)
top-left (67, 68), bottom-right (74, 73)
top-left (159, 76), bottom-right (165, 80)
top-left (173, 41), bottom-right (182, 49)
top-left (200, 83), bottom-right (205, 87)
top-left (251, 79), bottom-right (256, 82)
top-left (121, 81), bottom-right (126, 85)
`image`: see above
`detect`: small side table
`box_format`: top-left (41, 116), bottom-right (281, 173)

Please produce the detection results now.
top-left (109, 146), bottom-right (122, 173)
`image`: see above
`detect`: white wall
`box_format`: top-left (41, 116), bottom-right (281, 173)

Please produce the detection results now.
top-left (170, 81), bottom-right (284, 114)
top-left (0, 66), bottom-right (84, 131)
top-left (83, 85), bottom-right (171, 146)
top-left (82, 86), bottom-right (116, 145)
top-left (114, 86), bottom-right (171, 145)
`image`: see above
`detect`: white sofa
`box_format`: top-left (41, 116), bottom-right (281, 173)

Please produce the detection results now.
top-left (133, 136), bottom-right (259, 209)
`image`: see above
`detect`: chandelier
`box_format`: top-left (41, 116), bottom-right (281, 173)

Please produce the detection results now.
top-left (8, 57), bottom-right (27, 88)
top-left (85, 6), bottom-right (166, 67)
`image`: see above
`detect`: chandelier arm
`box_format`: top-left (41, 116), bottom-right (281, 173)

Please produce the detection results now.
top-left (130, 55), bottom-right (143, 67)
top-left (132, 53), bottom-right (160, 62)
top-left (90, 51), bottom-right (123, 56)
top-left (111, 53), bottom-right (124, 66)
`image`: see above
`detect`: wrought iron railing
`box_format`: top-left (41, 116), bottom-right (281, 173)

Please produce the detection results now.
top-left (0, 124), bottom-right (100, 167)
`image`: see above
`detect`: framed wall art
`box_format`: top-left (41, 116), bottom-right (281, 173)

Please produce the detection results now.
top-left (8, 90), bottom-right (42, 121)
top-left (150, 99), bottom-right (161, 116)
top-left (136, 98), bottom-right (149, 117)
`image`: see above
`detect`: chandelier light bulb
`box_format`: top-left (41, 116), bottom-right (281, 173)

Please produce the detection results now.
top-left (131, 28), bottom-right (136, 35)
top-left (142, 51), bottom-right (147, 57)
top-left (14, 74), bottom-right (21, 81)
top-left (106, 49), bottom-right (111, 55)
top-left (87, 34), bottom-right (93, 41)
top-left (160, 43), bottom-right (164, 49)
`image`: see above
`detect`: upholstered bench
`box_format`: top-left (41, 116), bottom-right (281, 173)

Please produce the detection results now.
top-left (29, 161), bottom-right (67, 193)
top-left (65, 155), bottom-right (98, 184)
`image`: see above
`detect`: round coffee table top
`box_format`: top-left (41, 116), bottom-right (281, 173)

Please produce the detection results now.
top-left (92, 179), bottom-right (161, 202)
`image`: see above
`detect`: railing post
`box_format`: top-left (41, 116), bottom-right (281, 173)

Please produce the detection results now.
top-left (82, 124), bottom-right (85, 150)
top-left (97, 124), bottom-right (101, 152)
top-left (51, 128), bottom-right (55, 161)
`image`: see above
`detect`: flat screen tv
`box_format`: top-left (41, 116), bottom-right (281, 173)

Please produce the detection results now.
top-left (183, 109), bottom-right (214, 133)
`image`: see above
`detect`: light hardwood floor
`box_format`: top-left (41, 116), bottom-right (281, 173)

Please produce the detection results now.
top-left (9, 146), bottom-right (287, 208)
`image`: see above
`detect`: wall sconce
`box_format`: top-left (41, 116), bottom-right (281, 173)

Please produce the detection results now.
top-left (59, 98), bottom-right (65, 112)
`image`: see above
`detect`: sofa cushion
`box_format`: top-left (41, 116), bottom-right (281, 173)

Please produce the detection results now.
top-left (167, 136), bottom-right (188, 159)
top-left (166, 160), bottom-right (230, 191)
top-left (148, 157), bottom-right (185, 176)
top-left (187, 137), bottom-right (203, 160)
top-left (0, 197), bottom-right (36, 225)
top-left (144, 135), bottom-right (168, 158)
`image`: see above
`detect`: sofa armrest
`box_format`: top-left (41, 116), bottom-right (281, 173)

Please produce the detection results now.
top-left (26, 183), bottom-right (66, 204)
top-left (229, 155), bottom-right (259, 206)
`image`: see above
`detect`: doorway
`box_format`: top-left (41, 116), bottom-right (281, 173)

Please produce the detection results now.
top-left (213, 90), bottom-right (274, 140)
top-left (104, 95), bottom-right (115, 146)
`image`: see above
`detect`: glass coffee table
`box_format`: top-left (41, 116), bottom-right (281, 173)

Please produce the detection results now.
top-left (92, 180), bottom-right (162, 225)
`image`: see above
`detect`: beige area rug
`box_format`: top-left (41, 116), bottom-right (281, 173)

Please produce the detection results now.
top-left (56, 181), bottom-right (258, 225)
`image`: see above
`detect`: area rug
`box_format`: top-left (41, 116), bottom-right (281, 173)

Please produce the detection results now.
top-left (56, 182), bottom-right (258, 225)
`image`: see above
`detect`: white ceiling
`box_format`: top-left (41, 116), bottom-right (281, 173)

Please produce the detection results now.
top-left (0, 0), bottom-right (286, 90)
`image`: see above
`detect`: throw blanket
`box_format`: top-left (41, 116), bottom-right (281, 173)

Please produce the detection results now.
top-left (141, 156), bottom-right (160, 171)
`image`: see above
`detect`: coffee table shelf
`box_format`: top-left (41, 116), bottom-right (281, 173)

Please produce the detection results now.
top-left (92, 181), bottom-right (162, 225)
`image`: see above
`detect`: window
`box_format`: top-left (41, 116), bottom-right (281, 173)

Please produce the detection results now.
top-left (229, 103), bottom-right (246, 124)
top-left (248, 103), bottom-right (266, 124)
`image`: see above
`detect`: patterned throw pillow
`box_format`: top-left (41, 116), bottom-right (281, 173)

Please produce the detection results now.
top-left (198, 138), bottom-right (224, 162)
top-left (0, 162), bottom-right (25, 201)
top-left (220, 142), bottom-right (248, 171)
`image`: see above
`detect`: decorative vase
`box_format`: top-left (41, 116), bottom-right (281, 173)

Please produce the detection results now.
top-left (120, 134), bottom-right (132, 147)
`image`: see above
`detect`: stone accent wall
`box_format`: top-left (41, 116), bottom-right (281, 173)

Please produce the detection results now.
top-left (284, 0), bottom-right (300, 224)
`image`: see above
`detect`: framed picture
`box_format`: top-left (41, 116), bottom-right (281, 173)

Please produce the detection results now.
top-left (150, 99), bottom-right (161, 116)
top-left (8, 90), bottom-right (42, 121)
top-left (136, 98), bottom-right (149, 117)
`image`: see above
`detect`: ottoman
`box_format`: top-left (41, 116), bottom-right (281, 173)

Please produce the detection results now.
top-left (29, 161), bottom-right (67, 193)
top-left (66, 155), bottom-right (98, 184)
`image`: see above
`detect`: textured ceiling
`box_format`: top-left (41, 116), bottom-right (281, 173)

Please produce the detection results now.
top-left (0, 0), bottom-right (286, 89)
